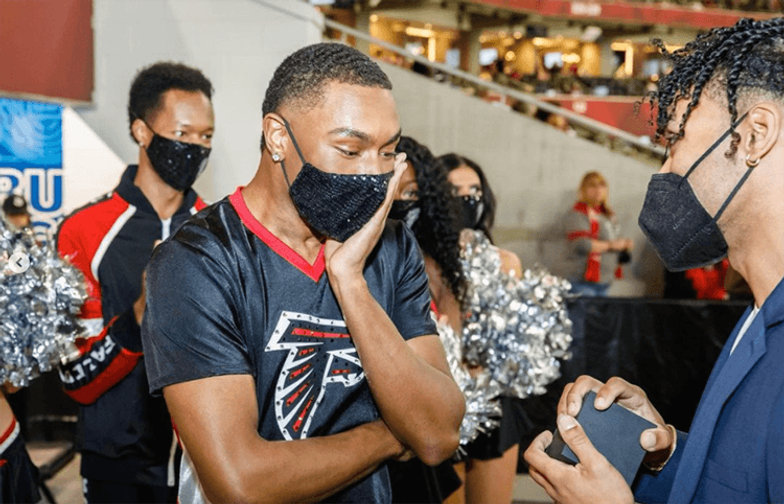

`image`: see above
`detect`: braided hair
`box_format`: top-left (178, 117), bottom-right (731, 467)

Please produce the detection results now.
top-left (648, 17), bottom-right (784, 157)
top-left (396, 137), bottom-right (468, 308)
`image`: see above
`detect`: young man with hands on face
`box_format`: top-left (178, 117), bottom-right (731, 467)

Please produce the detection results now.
top-left (525, 17), bottom-right (784, 504)
top-left (141, 43), bottom-right (464, 504)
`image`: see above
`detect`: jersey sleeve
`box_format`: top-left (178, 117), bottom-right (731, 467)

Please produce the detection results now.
top-left (389, 223), bottom-right (438, 341)
top-left (55, 215), bottom-right (144, 405)
top-left (141, 235), bottom-right (253, 396)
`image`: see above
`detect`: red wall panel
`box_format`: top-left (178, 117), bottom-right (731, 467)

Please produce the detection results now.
top-left (0, 0), bottom-right (93, 103)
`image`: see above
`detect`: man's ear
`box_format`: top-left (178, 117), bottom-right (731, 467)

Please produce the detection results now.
top-left (132, 118), bottom-right (151, 147)
top-left (744, 102), bottom-right (781, 164)
top-left (263, 113), bottom-right (288, 162)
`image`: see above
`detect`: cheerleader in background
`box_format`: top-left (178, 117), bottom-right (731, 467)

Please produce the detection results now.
top-left (387, 136), bottom-right (468, 504)
top-left (440, 153), bottom-right (526, 504)
top-left (0, 208), bottom-right (86, 503)
top-left (442, 155), bottom-right (522, 279)
top-left (0, 213), bottom-right (41, 504)
top-left (0, 386), bottom-right (40, 503)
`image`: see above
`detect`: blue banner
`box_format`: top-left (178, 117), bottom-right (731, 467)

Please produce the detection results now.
top-left (0, 98), bottom-right (63, 241)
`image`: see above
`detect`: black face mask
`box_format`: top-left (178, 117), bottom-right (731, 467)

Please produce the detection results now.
top-left (459, 195), bottom-right (484, 230)
top-left (389, 199), bottom-right (421, 228)
top-left (280, 118), bottom-right (393, 242)
top-left (144, 126), bottom-right (211, 192)
top-left (638, 113), bottom-right (752, 271)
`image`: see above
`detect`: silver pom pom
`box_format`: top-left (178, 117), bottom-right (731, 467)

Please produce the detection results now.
top-left (0, 218), bottom-right (87, 387)
top-left (461, 230), bottom-right (572, 400)
top-left (435, 317), bottom-right (501, 451)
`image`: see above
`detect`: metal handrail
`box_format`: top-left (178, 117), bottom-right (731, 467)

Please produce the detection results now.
top-left (321, 18), bottom-right (664, 156)
top-left (251, 0), bottom-right (665, 156)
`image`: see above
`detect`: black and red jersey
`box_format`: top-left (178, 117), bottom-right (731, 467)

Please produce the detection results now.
top-left (55, 165), bottom-right (206, 487)
top-left (142, 187), bottom-right (437, 503)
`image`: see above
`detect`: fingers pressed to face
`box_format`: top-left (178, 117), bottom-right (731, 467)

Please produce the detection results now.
top-left (394, 152), bottom-right (407, 172)
top-left (381, 155), bottom-right (408, 210)
top-left (351, 154), bottom-right (408, 244)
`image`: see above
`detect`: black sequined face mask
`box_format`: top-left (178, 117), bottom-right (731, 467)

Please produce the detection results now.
top-left (143, 123), bottom-right (211, 192)
top-left (458, 194), bottom-right (484, 230)
top-left (279, 117), bottom-right (393, 242)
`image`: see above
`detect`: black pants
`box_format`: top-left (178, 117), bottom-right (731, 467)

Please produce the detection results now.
top-left (388, 459), bottom-right (462, 503)
top-left (83, 478), bottom-right (176, 504)
top-left (463, 397), bottom-right (531, 460)
top-left (0, 435), bottom-right (39, 504)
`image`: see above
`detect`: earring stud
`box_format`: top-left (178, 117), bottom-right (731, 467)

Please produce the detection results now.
top-left (272, 153), bottom-right (281, 162)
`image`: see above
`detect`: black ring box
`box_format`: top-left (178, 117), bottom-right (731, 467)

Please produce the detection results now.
top-left (545, 390), bottom-right (656, 485)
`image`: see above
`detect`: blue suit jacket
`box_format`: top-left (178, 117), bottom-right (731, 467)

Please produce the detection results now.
top-left (633, 278), bottom-right (784, 504)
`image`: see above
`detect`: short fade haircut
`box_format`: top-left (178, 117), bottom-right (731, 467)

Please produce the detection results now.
top-left (127, 62), bottom-right (214, 142)
top-left (260, 42), bottom-right (392, 149)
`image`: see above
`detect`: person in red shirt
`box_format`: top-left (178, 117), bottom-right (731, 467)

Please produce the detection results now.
top-left (684, 259), bottom-right (729, 300)
top-left (565, 172), bottom-right (634, 297)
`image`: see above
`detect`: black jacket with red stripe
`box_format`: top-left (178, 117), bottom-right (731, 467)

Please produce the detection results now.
top-left (55, 165), bottom-right (206, 486)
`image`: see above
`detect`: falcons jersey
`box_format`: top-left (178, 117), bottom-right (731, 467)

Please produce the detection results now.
top-left (142, 187), bottom-right (436, 503)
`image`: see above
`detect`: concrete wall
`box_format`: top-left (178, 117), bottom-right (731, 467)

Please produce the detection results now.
top-left (62, 107), bottom-right (126, 214)
top-left (72, 0), bottom-right (664, 296)
top-left (75, 0), bottom-right (322, 203)
top-left (381, 62), bottom-right (665, 296)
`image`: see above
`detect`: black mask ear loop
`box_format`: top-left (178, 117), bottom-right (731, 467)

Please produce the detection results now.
top-left (680, 112), bottom-right (749, 184)
top-left (278, 116), bottom-right (308, 189)
top-left (681, 111), bottom-right (753, 224)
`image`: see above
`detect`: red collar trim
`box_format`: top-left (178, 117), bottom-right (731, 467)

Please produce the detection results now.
top-left (229, 187), bottom-right (325, 282)
top-left (573, 201), bottom-right (602, 216)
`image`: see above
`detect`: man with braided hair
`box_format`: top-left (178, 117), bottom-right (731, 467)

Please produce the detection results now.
top-left (524, 17), bottom-right (784, 504)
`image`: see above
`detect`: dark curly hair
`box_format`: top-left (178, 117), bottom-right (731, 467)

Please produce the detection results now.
top-left (127, 62), bottom-right (213, 143)
top-left (260, 43), bottom-right (392, 150)
top-left (438, 153), bottom-right (497, 243)
top-left (396, 137), bottom-right (467, 308)
top-left (646, 17), bottom-right (784, 157)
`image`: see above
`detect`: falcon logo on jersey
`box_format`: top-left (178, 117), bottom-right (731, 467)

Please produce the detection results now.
top-left (266, 311), bottom-right (364, 440)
